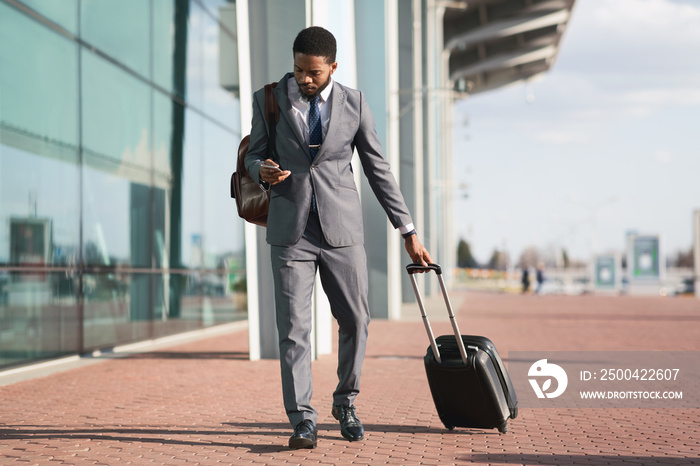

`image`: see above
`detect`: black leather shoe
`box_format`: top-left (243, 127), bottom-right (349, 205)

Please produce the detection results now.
top-left (331, 405), bottom-right (364, 441)
top-left (289, 420), bottom-right (317, 449)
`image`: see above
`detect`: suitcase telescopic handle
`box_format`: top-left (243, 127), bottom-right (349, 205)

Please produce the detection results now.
top-left (405, 263), bottom-right (469, 365)
top-left (406, 263), bottom-right (442, 275)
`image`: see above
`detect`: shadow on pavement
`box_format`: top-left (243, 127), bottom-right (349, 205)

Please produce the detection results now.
top-left (224, 421), bottom-right (473, 435)
top-left (0, 423), bottom-right (459, 454)
top-left (0, 425), bottom-right (290, 453)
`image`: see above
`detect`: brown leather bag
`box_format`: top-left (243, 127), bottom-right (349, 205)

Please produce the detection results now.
top-left (230, 83), bottom-right (279, 227)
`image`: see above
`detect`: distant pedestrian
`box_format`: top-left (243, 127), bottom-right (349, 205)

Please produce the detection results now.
top-left (535, 263), bottom-right (545, 294)
top-left (521, 267), bottom-right (530, 293)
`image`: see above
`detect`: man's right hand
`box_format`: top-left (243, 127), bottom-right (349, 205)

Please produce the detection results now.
top-left (260, 159), bottom-right (291, 185)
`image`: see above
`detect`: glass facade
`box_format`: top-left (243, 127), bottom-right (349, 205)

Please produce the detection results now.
top-left (0, 0), bottom-right (246, 369)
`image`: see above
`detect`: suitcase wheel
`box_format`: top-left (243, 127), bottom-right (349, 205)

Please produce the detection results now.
top-left (444, 424), bottom-right (455, 431)
top-left (498, 423), bottom-right (509, 434)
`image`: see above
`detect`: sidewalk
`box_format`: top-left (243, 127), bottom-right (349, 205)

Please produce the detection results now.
top-left (1, 291), bottom-right (699, 465)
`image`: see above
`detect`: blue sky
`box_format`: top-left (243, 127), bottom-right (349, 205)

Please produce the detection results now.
top-left (452, 0), bottom-right (700, 264)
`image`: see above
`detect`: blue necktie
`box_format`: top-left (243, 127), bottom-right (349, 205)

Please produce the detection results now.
top-left (309, 96), bottom-right (322, 159)
top-left (309, 96), bottom-right (322, 212)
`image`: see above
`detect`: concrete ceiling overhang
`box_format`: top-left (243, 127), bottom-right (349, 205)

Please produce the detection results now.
top-left (444, 0), bottom-right (576, 95)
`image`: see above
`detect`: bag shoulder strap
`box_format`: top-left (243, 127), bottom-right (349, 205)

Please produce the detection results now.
top-left (263, 82), bottom-right (279, 162)
top-left (231, 82), bottom-right (280, 198)
top-left (264, 82), bottom-right (279, 124)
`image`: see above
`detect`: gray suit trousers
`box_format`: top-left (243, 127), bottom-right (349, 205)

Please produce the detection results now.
top-left (271, 213), bottom-right (370, 427)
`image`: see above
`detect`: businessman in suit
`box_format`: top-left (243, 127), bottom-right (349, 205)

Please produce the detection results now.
top-left (245, 26), bottom-right (431, 449)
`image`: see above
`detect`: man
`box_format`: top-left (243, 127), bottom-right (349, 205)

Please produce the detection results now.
top-left (535, 262), bottom-right (545, 294)
top-left (245, 26), bottom-right (431, 449)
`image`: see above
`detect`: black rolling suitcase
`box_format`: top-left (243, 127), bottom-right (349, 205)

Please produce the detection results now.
top-left (406, 263), bottom-right (518, 433)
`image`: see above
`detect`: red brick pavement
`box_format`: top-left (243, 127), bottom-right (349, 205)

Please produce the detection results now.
top-left (1, 291), bottom-right (699, 465)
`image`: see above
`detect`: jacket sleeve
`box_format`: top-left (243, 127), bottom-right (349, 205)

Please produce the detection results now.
top-left (244, 90), bottom-right (268, 184)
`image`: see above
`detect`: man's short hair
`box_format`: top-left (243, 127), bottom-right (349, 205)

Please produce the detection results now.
top-left (293, 26), bottom-right (337, 64)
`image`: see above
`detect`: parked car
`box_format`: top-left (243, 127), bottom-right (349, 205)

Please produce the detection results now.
top-left (673, 278), bottom-right (695, 296)
top-left (537, 277), bottom-right (590, 295)
top-left (537, 278), bottom-right (564, 295)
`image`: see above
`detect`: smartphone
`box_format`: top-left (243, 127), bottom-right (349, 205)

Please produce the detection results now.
top-left (261, 164), bottom-right (282, 172)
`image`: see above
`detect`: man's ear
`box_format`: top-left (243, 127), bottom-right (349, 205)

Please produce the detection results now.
top-left (330, 62), bottom-right (338, 74)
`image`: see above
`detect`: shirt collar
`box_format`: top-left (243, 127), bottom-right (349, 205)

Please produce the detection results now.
top-left (318, 77), bottom-right (334, 103)
top-left (287, 75), bottom-right (334, 104)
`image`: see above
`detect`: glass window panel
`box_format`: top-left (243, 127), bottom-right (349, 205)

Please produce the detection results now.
top-left (153, 186), bottom-right (167, 269)
top-left (0, 2), bottom-right (79, 147)
top-left (152, 0), bottom-right (175, 93)
top-left (0, 272), bottom-right (79, 369)
top-left (200, 6), bottom-right (240, 130)
top-left (227, 265), bottom-right (247, 319)
top-left (16, 0), bottom-right (79, 35)
top-left (186, 2), bottom-right (205, 109)
top-left (153, 0), bottom-right (189, 99)
top-left (83, 272), bottom-right (151, 350)
top-left (0, 0), bottom-right (250, 370)
top-left (0, 146), bottom-right (80, 267)
top-left (128, 182), bottom-right (153, 268)
top-left (179, 110), bottom-right (204, 269)
top-left (153, 272), bottom-right (204, 338)
top-left (199, 0), bottom-right (228, 11)
top-left (153, 91), bottom-right (175, 187)
top-left (152, 270), bottom-right (245, 339)
top-left (81, 49), bottom-right (151, 180)
top-left (203, 271), bottom-right (246, 324)
top-left (154, 96), bottom-right (206, 271)
top-left (80, 0), bottom-right (150, 79)
top-left (201, 121), bottom-right (243, 270)
top-left (81, 50), bottom-right (153, 268)
top-left (82, 169), bottom-right (131, 266)
top-left (82, 174), bottom-right (158, 270)
top-left (153, 92), bottom-right (177, 269)
top-left (0, 4), bottom-right (80, 268)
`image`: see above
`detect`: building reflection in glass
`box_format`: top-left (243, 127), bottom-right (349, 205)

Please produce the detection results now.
top-left (0, 0), bottom-right (245, 369)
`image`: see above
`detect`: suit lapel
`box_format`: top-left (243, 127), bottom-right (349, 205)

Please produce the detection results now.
top-left (315, 84), bottom-right (346, 162)
top-left (274, 77), bottom-right (308, 157)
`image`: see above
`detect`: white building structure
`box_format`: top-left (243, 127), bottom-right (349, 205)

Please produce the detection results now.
top-left (236, 0), bottom-right (576, 360)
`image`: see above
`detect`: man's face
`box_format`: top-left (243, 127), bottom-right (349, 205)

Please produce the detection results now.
top-left (293, 52), bottom-right (337, 99)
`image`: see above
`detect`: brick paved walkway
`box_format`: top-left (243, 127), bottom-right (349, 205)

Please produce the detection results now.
top-left (1, 291), bottom-right (699, 464)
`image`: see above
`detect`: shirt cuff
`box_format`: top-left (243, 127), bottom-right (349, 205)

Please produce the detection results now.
top-left (398, 223), bottom-right (415, 235)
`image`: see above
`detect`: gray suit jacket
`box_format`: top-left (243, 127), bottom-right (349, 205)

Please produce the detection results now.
top-left (245, 73), bottom-right (413, 247)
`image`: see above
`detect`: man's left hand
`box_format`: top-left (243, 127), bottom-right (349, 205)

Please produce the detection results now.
top-left (404, 235), bottom-right (432, 269)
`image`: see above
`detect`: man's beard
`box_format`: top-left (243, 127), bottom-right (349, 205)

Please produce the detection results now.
top-left (298, 74), bottom-right (332, 101)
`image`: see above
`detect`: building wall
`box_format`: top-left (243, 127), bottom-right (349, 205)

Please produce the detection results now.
top-left (354, 0), bottom-right (392, 318)
top-left (0, 0), bottom-right (454, 368)
top-left (243, 0), bottom-right (307, 360)
top-left (0, 0), bottom-right (246, 369)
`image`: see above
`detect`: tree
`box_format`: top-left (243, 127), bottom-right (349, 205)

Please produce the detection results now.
top-left (456, 239), bottom-right (479, 268)
top-left (561, 248), bottom-right (570, 269)
top-left (518, 246), bottom-right (540, 269)
top-left (670, 247), bottom-right (693, 268)
top-left (487, 249), bottom-right (506, 270)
